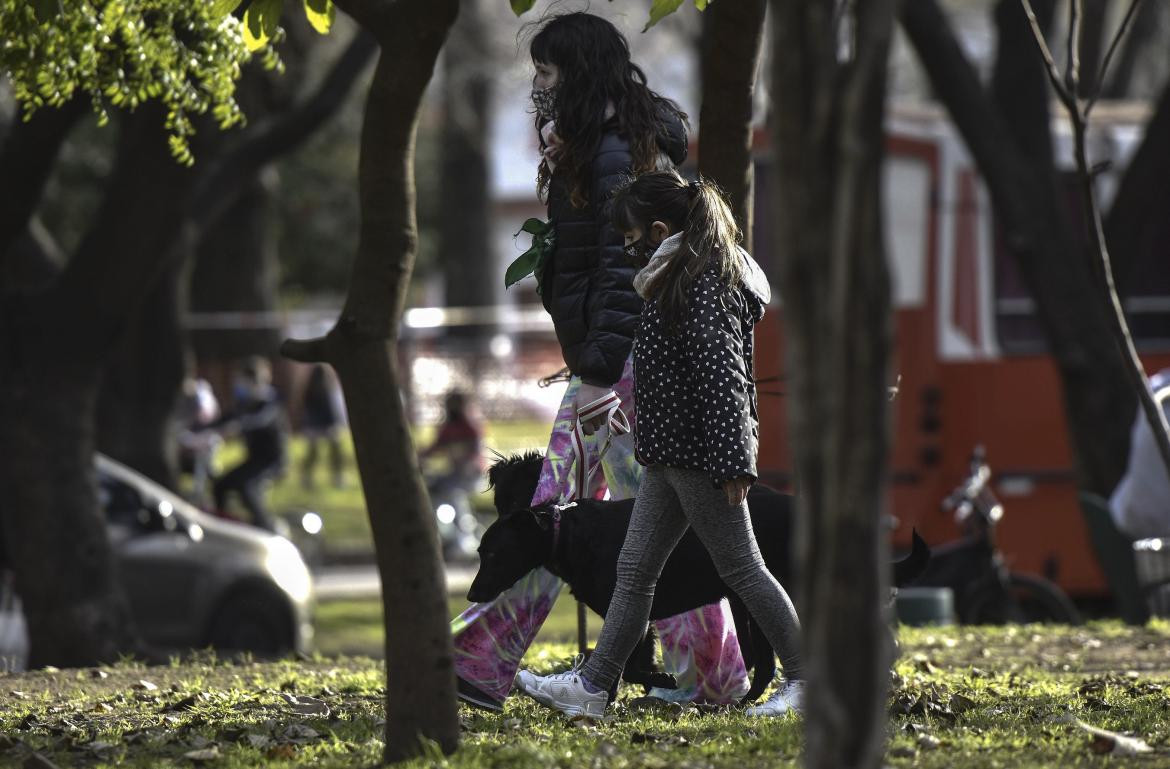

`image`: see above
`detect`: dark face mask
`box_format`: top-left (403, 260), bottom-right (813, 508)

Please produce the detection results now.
top-left (623, 239), bottom-right (650, 265)
top-left (531, 83), bottom-right (559, 122)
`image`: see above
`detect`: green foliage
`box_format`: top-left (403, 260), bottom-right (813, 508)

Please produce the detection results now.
top-left (244, 0), bottom-right (284, 51)
top-left (644, 0), bottom-right (712, 31)
top-left (0, 0), bottom-right (253, 163)
top-left (509, 0), bottom-right (537, 16)
top-left (302, 0), bottom-right (335, 35)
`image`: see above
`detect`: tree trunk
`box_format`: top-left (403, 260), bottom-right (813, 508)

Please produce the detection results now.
top-left (697, 0), bottom-right (766, 251)
top-left (190, 173), bottom-right (284, 361)
top-left (282, 0), bottom-right (460, 760)
top-left (769, 2), bottom-right (895, 767)
top-left (900, 0), bottom-right (1135, 495)
top-left (438, 0), bottom-right (496, 341)
top-left (0, 106), bottom-right (200, 665)
top-left (96, 255), bottom-right (187, 488)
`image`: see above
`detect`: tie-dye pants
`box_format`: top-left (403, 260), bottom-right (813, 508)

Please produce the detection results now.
top-left (450, 356), bottom-right (750, 704)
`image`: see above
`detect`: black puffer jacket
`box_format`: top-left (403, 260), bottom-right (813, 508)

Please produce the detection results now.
top-left (540, 108), bottom-right (688, 387)
top-left (632, 240), bottom-right (772, 487)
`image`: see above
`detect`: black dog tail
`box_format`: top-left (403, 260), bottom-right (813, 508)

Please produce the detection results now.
top-left (892, 529), bottom-right (930, 587)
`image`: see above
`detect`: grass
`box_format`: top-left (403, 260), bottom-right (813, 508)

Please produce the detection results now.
top-left (314, 594), bottom-right (603, 657)
top-left (210, 421), bottom-right (550, 554)
top-left (3, 622), bottom-right (1170, 768)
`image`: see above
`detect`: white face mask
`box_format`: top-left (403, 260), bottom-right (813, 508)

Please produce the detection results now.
top-left (530, 83), bottom-right (559, 121)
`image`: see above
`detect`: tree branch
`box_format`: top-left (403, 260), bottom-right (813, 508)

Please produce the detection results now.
top-left (1087, 0), bottom-right (1145, 115)
top-left (280, 336), bottom-right (330, 364)
top-left (1020, 0), bottom-right (1075, 108)
top-left (0, 99), bottom-right (86, 267)
top-left (189, 29), bottom-right (378, 233)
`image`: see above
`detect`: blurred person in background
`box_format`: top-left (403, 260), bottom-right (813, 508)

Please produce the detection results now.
top-left (418, 390), bottom-right (486, 501)
top-left (1110, 368), bottom-right (1170, 540)
top-left (299, 364), bottom-right (346, 490)
top-left (176, 376), bottom-right (222, 508)
top-left (211, 357), bottom-right (289, 531)
top-left (450, 12), bottom-right (750, 712)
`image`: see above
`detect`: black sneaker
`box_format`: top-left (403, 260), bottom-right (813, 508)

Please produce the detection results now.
top-left (456, 677), bottom-right (505, 712)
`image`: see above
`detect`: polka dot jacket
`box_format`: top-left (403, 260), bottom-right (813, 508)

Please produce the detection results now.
top-left (632, 253), bottom-right (769, 488)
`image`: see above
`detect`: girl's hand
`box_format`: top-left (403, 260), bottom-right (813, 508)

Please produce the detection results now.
top-left (575, 382), bottom-right (616, 436)
top-left (724, 476), bottom-right (752, 506)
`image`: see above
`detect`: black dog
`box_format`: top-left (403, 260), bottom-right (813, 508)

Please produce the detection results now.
top-left (473, 452), bottom-right (930, 703)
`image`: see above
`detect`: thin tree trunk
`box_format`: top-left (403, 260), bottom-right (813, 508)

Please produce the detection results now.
top-left (282, 0), bottom-right (460, 760)
top-left (438, 0), bottom-right (496, 340)
top-left (698, 0), bottom-right (766, 251)
top-left (770, 1), bottom-right (895, 767)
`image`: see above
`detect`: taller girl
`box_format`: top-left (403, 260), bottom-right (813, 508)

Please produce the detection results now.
top-left (450, 12), bottom-right (751, 711)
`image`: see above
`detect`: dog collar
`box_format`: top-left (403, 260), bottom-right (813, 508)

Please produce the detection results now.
top-left (550, 509), bottom-right (562, 560)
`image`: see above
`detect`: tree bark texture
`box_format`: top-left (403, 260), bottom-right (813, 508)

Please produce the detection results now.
top-left (0, 106), bottom-right (201, 665)
top-left (769, 2), bottom-right (895, 767)
top-left (697, 0), bottom-right (766, 252)
top-left (900, 0), bottom-right (1135, 495)
top-left (282, 0), bottom-right (460, 760)
top-left (438, 0), bottom-right (496, 338)
top-left (96, 255), bottom-right (187, 489)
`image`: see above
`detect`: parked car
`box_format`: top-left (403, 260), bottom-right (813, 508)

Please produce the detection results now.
top-left (0, 454), bottom-right (315, 671)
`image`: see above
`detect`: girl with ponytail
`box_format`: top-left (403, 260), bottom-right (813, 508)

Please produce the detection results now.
top-left (516, 171), bottom-right (806, 719)
top-left (451, 14), bottom-right (751, 713)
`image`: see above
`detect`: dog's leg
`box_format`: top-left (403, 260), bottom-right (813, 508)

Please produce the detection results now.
top-left (742, 617), bottom-right (776, 705)
top-left (621, 627), bottom-right (678, 693)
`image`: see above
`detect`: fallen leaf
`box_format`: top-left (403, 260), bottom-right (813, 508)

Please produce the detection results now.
top-left (134, 680), bottom-right (159, 692)
top-left (279, 693), bottom-right (330, 718)
top-left (266, 744), bottom-right (298, 759)
top-left (917, 734), bottom-right (941, 750)
top-left (245, 733), bottom-right (272, 749)
top-left (1072, 719), bottom-right (1152, 756)
top-left (183, 746), bottom-right (221, 762)
top-left (90, 670), bottom-right (109, 680)
top-left (283, 723), bottom-right (320, 742)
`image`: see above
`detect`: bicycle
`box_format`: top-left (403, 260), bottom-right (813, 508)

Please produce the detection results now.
top-left (910, 446), bottom-right (1083, 625)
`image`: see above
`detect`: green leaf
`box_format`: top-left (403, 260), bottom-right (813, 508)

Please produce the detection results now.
top-left (244, 0), bottom-right (283, 51)
top-left (643, 0), bottom-right (685, 32)
top-left (510, 0), bottom-right (537, 16)
top-left (303, 0), bottom-right (334, 33)
top-left (30, 0), bottom-right (59, 22)
top-left (210, 0), bottom-right (244, 18)
top-left (505, 248), bottom-right (540, 290)
top-left (694, 0), bottom-right (711, 10)
top-left (518, 217), bottom-right (546, 236)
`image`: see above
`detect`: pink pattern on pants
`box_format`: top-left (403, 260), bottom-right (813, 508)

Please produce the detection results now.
top-left (450, 356), bottom-right (749, 704)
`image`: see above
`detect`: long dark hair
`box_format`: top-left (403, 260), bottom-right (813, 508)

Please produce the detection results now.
top-left (529, 13), bottom-right (686, 208)
top-left (610, 171), bottom-right (743, 332)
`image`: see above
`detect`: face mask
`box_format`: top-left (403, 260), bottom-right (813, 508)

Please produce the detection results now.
top-left (531, 84), bottom-right (559, 121)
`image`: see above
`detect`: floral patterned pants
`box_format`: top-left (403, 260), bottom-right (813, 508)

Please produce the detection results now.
top-left (450, 357), bottom-right (750, 703)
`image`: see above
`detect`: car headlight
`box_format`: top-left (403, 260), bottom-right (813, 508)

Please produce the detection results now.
top-left (265, 538), bottom-right (313, 605)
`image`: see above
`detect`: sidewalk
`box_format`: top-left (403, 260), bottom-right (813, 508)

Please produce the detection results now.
top-left (314, 562), bottom-right (477, 601)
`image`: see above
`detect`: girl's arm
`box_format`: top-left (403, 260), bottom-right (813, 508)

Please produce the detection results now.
top-left (684, 271), bottom-right (759, 488)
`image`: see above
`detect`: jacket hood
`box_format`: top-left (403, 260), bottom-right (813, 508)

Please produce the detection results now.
top-left (634, 233), bottom-right (772, 321)
top-left (654, 103), bottom-right (689, 167)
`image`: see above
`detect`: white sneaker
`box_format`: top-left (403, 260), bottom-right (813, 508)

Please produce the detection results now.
top-left (746, 679), bottom-right (804, 717)
top-left (514, 659), bottom-right (608, 719)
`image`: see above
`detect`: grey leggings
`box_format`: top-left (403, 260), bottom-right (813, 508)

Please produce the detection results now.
top-left (581, 464), bottom-right (803, 692)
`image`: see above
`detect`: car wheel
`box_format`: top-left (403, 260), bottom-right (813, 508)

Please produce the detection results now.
top-left (206, 590), bottom-right (293, 656)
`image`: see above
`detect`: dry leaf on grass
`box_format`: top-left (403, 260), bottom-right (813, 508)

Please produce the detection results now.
top-left (1069, 718), bottom-right (1153, 756)
top-left (279, 693), bottom-right (331, 718)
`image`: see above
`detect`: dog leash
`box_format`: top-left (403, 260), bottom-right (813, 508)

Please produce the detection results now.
top-left (569, 390), bottom-right (631, 501)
